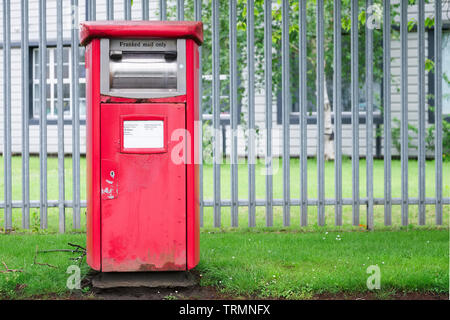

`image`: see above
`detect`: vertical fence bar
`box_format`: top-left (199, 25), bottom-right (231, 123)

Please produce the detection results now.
top-left (418, 0), bottom-right (426, 225)
top-left (299, 0), bottom-right (307, 226)
top-left (333, 0), bottom-right (342, 226)
top-left (71, 0), bottom-right (81, 229)
top-left (3, 0), bottom-right (12, 231)
top-left (107, 0), bottom-right (114, 20)
top-left (212, 0), bottom-right (221, 227)
top-left (265, 0), bottom-right (273, 227)
top-left (434, 0), bottom-right (443, 225)
top-left (229, 0), bottom-right (239, 227)
top-left (21, 0), bottom-right (30, 229)
top-left (85, 0), bottom-right (95, 21)
top-left (87, 0), bottom-right (96, 20)
top-left (383, 0), bottom-right (391, 225)
top-left (85, 0), bottom-right (89, 20)
top-left (282, 0), bottom-right (290, 226)
top-left (194, 0), bottom-right (203, 227)
top-left (39, 0), bottom-right (48, 229)
top-left (247, 0), bottom-right (256, 227)
top-left (400, 0), bottom-right (408, 226)
top-left (92, 1), bottom-right (96, 20)
top-left (316, 0), bottom-right (325, 226)
top-left (57, 0), bottom-right (65, 233)
top-left (160, 0), bottom-right (167, 20)
top-left (142, 0), bottom-right (149, 20)
top-left (351, 0), bottom-right (359, 226)
top-left (124, 0), bottom-right (131, 20)
top-left (177, 0), bottom-right (184, 21)
top-left (365, 0), bottom-right (374, 230)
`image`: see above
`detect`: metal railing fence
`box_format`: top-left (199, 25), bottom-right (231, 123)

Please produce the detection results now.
top-left (0, 0), bottom-right (448, 232)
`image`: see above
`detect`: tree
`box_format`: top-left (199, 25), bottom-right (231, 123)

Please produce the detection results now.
top-left (174, 0), bottom-right (444, 160)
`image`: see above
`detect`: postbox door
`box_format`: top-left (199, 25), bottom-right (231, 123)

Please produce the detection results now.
top-left (100, 103), bottom-right (186, 272)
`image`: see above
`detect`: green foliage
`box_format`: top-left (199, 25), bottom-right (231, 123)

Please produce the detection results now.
top-left (0, 272), bottom-right (23, 299)
top-left (426, 120), bottom-right (450, 160)
top-left (31, 211), bottom-right (40, 233)
top-left (202, 120), bottom-right (214, 162)
top-left (390, 118), bottom-right (418, 154)
top-left (163, 294), bottom-right (177, 300)
top-left (425, 58), bottom-right (435, 72)
top-left (408, 19), bottom-right (416, 32)
top-left (389, 117), bottom-right (450, 159)
top-left (169, 0), bottom-right (449, 161)
top-left (425, 16), bottom-right (435, 28)
top-left (170, 0), bottom-right (444, 116)
top-left (172, 0), bottom-right (389, 113)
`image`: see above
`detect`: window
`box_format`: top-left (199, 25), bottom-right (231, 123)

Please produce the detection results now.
top-left (428, 27), bottom-right (450, 123)
top-left (32, 46), bottom-right (86, 121)
top-left (276, 31), bottom-right (383, 124)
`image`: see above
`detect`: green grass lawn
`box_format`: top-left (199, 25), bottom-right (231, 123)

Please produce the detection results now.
top-left (198, 229), bottom-right (449, 299)
top-left (0, 229), bottom-right (448, 299)
top-left (0, 156), bottom-right (448, 299)
top-left (0, 156), bottom-right (449, 232)
top-left (0, 233), bottom-right (89, 299)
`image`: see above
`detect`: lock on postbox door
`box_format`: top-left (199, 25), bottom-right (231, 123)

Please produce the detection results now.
top-left (80, 21), bottom-right (203, 272)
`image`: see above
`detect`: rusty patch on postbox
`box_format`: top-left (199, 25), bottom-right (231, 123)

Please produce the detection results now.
top-left (138, 262), bottom-right (185, 272)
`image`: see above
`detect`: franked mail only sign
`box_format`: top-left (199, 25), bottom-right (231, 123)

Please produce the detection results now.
top-left (123, 120), bottom-right (164, 149)
top-left (110, 39), bottom-right (177, 52)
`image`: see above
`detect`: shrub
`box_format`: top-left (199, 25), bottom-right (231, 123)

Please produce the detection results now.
top-left (426, 120), bottom-right (450, 161)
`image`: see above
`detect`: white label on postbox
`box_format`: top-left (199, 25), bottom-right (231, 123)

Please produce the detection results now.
top-left (123, 120), bottom-right (164, 149)
top-left (110, 39), bottom-right (177, 52)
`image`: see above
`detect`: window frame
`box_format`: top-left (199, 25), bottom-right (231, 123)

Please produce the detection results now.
top-left (29, 45), bottom-right (86, 125)
top-left (275, 32), bottom-right (384, 126)
top-left (427, 24), bottom-right (450, 124)
top-left (443, 29), bottom-right (450, 117)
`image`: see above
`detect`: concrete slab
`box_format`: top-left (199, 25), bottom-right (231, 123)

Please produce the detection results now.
top-left (91, 271), bottom-right (197, 289)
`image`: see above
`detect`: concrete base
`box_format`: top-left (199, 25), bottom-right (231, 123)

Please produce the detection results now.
top-left (91, 271), bottom-right (197, 289)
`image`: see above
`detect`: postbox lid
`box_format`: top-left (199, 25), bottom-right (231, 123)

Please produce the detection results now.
top-left (80, 21), bottom-right (203, 46)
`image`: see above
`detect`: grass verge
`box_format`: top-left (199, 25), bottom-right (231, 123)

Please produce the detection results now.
top-left (0, 229), bottom-right (448, 299)
top-left (197, 228), bottom-right (449, 299)
top-left (0, 233), bottom-right (90, 299)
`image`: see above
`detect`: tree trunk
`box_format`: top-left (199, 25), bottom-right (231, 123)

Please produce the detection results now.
top-left (323, 79), bottom-right (335, 161)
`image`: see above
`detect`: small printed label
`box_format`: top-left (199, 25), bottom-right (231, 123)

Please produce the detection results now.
top-left (110, 39), bottom-right (177, 52)
top-left (123, 120), bottom-right (164, 149)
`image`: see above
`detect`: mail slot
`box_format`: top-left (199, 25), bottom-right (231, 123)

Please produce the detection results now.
top-left (81, 21), bottom-right (203, 272)
top-left (109, 52), bottom-right (178, 89)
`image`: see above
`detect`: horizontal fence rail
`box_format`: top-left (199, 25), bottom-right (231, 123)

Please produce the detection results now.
top-left (0, 0), bottom-right (448, 232)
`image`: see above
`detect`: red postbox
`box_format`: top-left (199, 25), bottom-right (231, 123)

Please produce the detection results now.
top-left (80, 21), bottom-right (203, 272)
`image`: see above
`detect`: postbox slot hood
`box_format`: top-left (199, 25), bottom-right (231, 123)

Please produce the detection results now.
top-left (109, 52), bottom-right (178, 89)
top-left (80, 21), bottom-right (204, 46)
